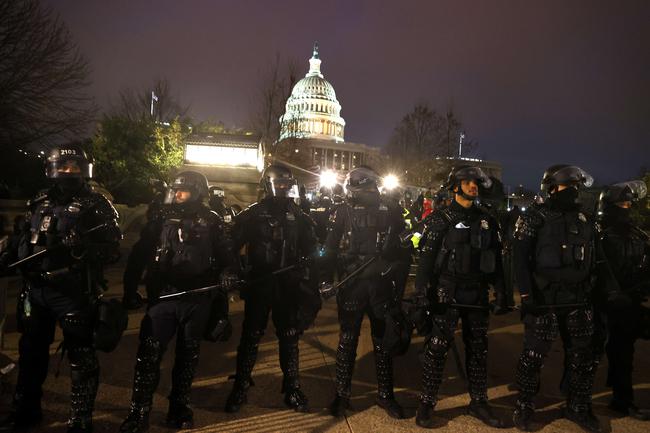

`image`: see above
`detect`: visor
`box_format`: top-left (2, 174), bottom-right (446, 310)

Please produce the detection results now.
top-left (603, 180), bottom-right (647, 203)
top-left (542, 165), bottom-right (593, 191)
top-left (453, 166), bottom-right (492, 188)
top-left (269, 177), bottom-right (299, 198)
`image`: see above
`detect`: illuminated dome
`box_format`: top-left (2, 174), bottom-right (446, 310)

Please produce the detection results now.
top-left (279, 43), bottom-right (346, 142)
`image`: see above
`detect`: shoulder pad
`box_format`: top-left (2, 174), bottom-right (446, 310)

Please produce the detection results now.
top-left (514, 209), bottom-right (544, 240)
top-left (423, 210), bottom-right (451, 234)
top-left (26, 189), bottom-right (49, 208)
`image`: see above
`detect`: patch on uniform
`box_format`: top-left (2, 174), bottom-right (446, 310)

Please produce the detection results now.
top-left (353, 205), bottom-right (365, 210)
top-left (379, 204), bottom-right (388, 211)
top-left (286, 212), bottom-right (295, 221)
top-left (67, 203), bottom-right (81, 213)
top-left (316, 207), bottom-right (327, 212)
top-left (454, 222), bottom-right (470, 229)
top-left (578, 212), bottom-right (587, 223)
top-left (224, 215), bottom-right (232, 223)
top-left (39, 215), bottom-right (52, 232)
top-left (480, 219), bottom-right (489, 230)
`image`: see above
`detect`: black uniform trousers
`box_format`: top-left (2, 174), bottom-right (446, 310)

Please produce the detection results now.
top-left (334, 270), bottom-right (394, 399)
top-left (606, 302), bottom-right (644, 406)
top-left (516, 306), bottom-right (595, 412)
top-left (420, 286), bottom-right (490, 405)
top-left (16, 283), bottom-right (97, 411)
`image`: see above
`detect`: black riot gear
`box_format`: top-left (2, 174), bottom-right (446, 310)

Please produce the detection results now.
top-left (166, 171), bottom-right (210, 204)
top-left (511, 166), bottom-right (614, 433)
top-left (0, 161), bottom-right (121, 433)
top-left (413, 198), bottom-right (505, 428)
top-left (323, 188), bottom-right (407, 419)
top-left (225, 193), bottom-right (319, 413)
top-left (540, 164), bottom-right (593, 195)
top-left (260, 164), bottom-right (299, 199)
top-left (597, 180), bottom-right (650, 420)
top-left (120, 198), bottom-right (232, 433)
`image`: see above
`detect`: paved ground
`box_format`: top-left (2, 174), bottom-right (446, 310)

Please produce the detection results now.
top-left (1, 231), bottom-right (649, 432)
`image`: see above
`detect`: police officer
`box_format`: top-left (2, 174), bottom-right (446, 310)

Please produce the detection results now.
top-left (598, 180), bottom-right (650, 420)
top-left (225, 164), bottom-right (319, 413)
top-left (0, 146), bottom-right (121, 433)
top-left (512, 165), bottom-right (614, 432)
top-left (120, 171), bottom-right (233, 433)
top-left (122, 179), bottom-right (168, 310)
top-left (323, 166), bottom-right (407, 419)
top-left (413, 166), bottom-right (504, 429)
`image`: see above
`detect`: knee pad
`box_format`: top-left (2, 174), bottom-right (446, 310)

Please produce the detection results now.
top-left (533, 313), bottom-right (559, 341)
top-left (68, 347), bottom-right (99, 381)
top-left (566, 309), bottom-right (594, 338)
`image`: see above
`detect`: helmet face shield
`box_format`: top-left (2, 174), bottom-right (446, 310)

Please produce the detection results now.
top-left (46, 148), bottom-right (92, 179)
top-left (269, 177), bottom-right (299, 198)
top-left (601, 180), bottom-right (648, 205)
top-left (345, 167), bottom-right (379, 193)
top-left (541, 165), bottom-right (593, 193)
top-left (447, 166), bottom-right (492, 190)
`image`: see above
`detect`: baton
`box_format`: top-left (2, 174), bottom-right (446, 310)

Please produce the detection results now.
top-left (320, 256), bottom-right (377, 299)
top-left (159, 284), bottom-right (222, 300)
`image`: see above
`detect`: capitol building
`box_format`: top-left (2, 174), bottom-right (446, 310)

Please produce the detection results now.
top-left (274, 43), bottom-right (380, 178)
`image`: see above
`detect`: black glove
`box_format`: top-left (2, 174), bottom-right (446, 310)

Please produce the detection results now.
top-left (220, 270), bottom-right (241, 292)
top-left (319, 281), bottom-right (337, 300)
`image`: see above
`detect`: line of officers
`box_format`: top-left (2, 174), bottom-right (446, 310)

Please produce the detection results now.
top-left (0, 145), bottom-right (648, 433)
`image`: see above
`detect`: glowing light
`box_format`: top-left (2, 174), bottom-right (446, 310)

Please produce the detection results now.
top-left (320, 170), bottom-right (338, 188)
top-left (382, 174), bottom-right (400, 191)
top-left (185, 144), bottom-right (259, 167)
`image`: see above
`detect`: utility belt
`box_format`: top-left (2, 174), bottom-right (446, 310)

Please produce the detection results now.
top-left (533, 272), bottom-right (592, 306)
top-left (431, 275), bottom-right (489, 307)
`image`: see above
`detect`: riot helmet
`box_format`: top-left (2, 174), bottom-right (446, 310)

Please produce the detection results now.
top-left (332, 183), bottom-right (345, 204)
top-left (165, 171), bottom-right (209, 204)
top-left (599, 180), bottom-right (647, 211)
top-left (209, 185), bottom-right (225, 199)
top-left (540, 164), bottom-right (593, 194)
top-left (46, 145), bottom-right (93, 179)
top-left (446, 165), bottom-right (492, 200)
top-left (259, 164), bottom-right (299, 199)
top-left (345, 166), bottom-right (379, 194)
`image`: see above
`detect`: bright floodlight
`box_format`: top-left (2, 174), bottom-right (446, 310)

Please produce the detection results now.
top-left (382, 174), bottom-right (399, 190)
top-left (320, 170), bottom-right (338, 188)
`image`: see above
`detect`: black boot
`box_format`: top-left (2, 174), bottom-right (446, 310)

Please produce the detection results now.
top-left (467, 400), bottom-right (503, 428)
top-left (278, 331), bottom-right (309, 412)
top-left (373, 342), bottom-right (404, 419)
top-left (329, 330), bottom-right (358, 417)
top-left (609, 400), bottom-right (650, 421)
top-left (329, 395), bottom-right (350, 418)
top-left (120, 338), bottom-right (162, 433)
top-left (67, 347), bottom-right (99, 433)
top-left (166, 339), bottom-right (200, 429)
top-left (415, 401), bottom-right (436, 429)
top-left (563, 407), bottom-right (601, 433)
top-left (513, 401), bottom-right (534, 432)
top-left (225, 331), bottom-right (261, 413)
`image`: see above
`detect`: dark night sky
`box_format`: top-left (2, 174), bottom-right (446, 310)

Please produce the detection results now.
top-left (43, 0), bottom-right (650, 188)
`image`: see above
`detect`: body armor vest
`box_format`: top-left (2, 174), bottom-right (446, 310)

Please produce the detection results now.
top-left (346, 202), bottom-right (390, 257)
top-left (533, 208), bottom-right (595, 288)
top-left (247, 203), bottom-right (301, 270)
top-left (155, 209), bottom-right (216, 288)
top-left (438, 208), bottom-right (498, 279)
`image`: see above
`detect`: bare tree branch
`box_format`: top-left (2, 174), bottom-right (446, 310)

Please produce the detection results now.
top-left (0, 0), bottom-right (96, 149)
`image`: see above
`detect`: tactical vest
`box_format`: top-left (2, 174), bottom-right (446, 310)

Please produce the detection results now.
top-left (346, 202), bottom-right (390, 257)
top-left (533, 209), bottom-right (594, 287)
top-left (439, 209), bottom-right (497, 278)
top-left (155, 210), bottom-right (216, 281)
top-left (247, 204), bottom-right (301, 269)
